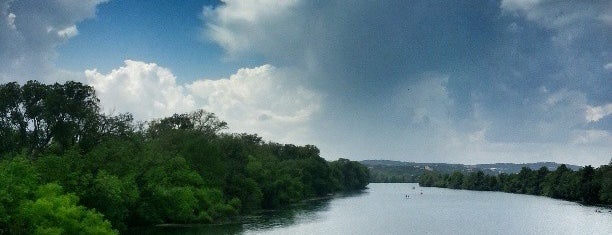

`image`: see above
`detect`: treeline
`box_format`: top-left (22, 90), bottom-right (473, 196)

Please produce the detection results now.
top-left (419, 164), bottom-right (612, 205)
top-left (367, 165), bottom-right (421, 183)
top-left (0, 81), bottom-right (370, 234)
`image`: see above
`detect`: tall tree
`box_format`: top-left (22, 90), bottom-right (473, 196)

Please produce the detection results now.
top-left (0, 81), bottom-right (101, 155)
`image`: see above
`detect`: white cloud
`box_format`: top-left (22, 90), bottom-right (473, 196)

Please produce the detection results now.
top-left (56, 25), bottom-right (78, 38)
top-left (6, 12), bottom-right (15, 29)
top-left (585, 104), bottom-right (612, 123)
top-left (86, 60), bottom-right (196, 120)
top-left (87, 61), bottom-right (321, 145)
top-left (188, 64), bottom-right (321, 144)
top-left (604, 63), bottom-right (612, 71)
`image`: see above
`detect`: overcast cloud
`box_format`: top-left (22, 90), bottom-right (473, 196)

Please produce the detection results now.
top-left (204, 0), bottom-right (611, 165)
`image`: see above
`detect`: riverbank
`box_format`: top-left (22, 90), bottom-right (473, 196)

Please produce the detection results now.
top-left (128, 184), bottom-right (612, 234)
top-left (418, 164), bottom-right (612, 206)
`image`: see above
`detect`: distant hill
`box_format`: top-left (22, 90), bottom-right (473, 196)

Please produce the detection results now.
top-left (361, 160), bottom-right (582, 183)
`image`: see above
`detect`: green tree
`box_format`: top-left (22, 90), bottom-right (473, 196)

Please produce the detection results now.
top-left (330, 158), bottom-right (370, 191)
top-left (147, 109), bottom-right (227, 138)
top-left (80, 171), bottom-right (138, 231)
top-left (0, 157), bottom-right (39, 232)
top-left (533, 167), bottom-right (549, 195)
top-left (597, 164), bottom-right (612, 204)
top-left (578, 165), bottom-right (600, 204)
top-left (542, 165), bottom-right (579, 200)
top-left (17, 184), bottom-right (117, 235)
top-left (0, 82), bottom-right (24, 154)
top-left (447, 171), bottom-right (464, 189)
top-left (0, 81), bottom-right (102, 156)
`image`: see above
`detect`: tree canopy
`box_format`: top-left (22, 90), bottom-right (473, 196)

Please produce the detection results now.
top-left (419, 164), bottom-right (612, 205)
top-left (0, 81), bottom-right (370, 233)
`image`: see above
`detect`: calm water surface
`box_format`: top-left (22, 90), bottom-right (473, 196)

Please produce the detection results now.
top-left (131, 183), bottom-right (612, 234)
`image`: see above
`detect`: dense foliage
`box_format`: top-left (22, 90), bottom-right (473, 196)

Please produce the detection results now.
top-left (0, 81), bottom-right (369, 233)
top-left (419, 163), bottom-right (612, 205)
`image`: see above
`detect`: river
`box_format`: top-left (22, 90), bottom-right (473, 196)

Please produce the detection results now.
top-left (129, 183), bottom-right (612, 234)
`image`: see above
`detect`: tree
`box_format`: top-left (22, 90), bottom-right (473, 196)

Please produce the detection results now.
top-left (330, 158), bottom-right (370, 191)
top-left (447, 171), bottom-right (464, 189)
top-left (21, 81), bottom-right (49, 154)
top-left (80, 171), bottom-right (138, 231)
top-left (0, 81), bottom-right (102, 156)
top-left (146, 109), bottom-right (227, 138)
top-left (598, 164), bottom-right (612, 204)
top-left (541, 165), bottom-right (579, 200)
top-left (577, 165), bottom-right (600, 204)
top-left (2, 92), bottom-right (376, 230)
top-left (0, 157), bottom-right (39, 232)
top-left (17, 184), bottom-right (117, 235)
top-left (0, 82), bottom-right (24, 154)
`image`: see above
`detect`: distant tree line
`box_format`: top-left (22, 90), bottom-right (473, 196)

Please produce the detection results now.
top-left (364, 160), bottom-right (583, 183)
top-left (419, 164), bottom-right (612, 205)
top-left (368, 165), bottom-right (421, 183)
top-left (0, 81), bottom-right (370, 234)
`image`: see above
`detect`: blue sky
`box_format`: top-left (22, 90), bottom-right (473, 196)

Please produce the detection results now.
top-left (1, 0), bottom-right (610, 165)
top-left (56, 0), bottom-right (244, 81)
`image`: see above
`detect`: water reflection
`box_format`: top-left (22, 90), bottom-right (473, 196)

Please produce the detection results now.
top-left (242, 191), bottom-right (367, 232)
top-left (127, 224), bottom-right (244, 235)
top-left (127, 190), bottom-right (367, 235)
top-left (126, 186), bottom-right (612, 235)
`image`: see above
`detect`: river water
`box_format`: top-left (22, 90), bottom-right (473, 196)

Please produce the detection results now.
top-left (130, 183), bottom-right (612, 234)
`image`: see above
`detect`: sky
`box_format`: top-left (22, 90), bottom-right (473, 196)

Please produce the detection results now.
top-left (1, 0), bottom-right (610, 166)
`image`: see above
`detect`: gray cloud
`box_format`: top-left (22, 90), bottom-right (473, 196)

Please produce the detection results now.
top-left (205, 0), bottom-right (611, 165)
top-left (0, 0), bottom-right (107, 83)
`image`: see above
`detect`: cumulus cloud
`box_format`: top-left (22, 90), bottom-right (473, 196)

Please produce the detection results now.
top-left (87, 61), bottom-right (321, 145)
top-left (0, 0), bottom-right (108, 82)
top-left (188, 64), bottom-right (321, 144)
top-left (86, 60), bottom-right (196, 120)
